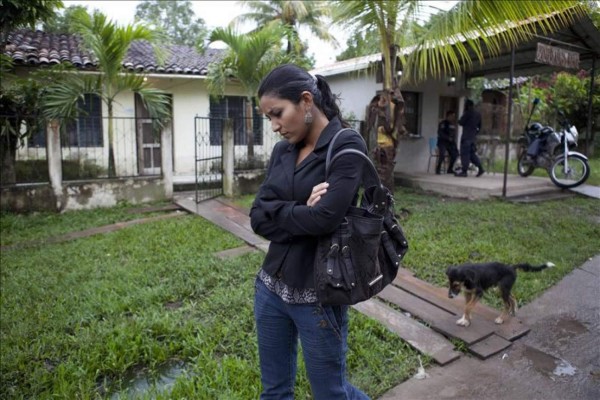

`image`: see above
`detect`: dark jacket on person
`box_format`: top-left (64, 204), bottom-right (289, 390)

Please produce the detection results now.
top-left (250, 117), bottom-right (367, 289)
top-left (458, 109), bottom-right (481, 142)
top-left (437, 119), bottom-right (456, 143)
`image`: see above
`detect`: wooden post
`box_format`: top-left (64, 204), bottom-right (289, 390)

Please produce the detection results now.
top-left (586, 57), bottom-right (596, 156)
top-left (502, 46), bottom-right (515, 198)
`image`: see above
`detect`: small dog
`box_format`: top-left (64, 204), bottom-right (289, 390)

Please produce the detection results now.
top-left (446, 261), bottom-right (554, 327)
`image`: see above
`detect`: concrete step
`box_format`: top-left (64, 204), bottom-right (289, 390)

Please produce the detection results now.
top-left (491, 185), bottom-right (564, 199)
top-left (504, 191), bottom-right (577, 203)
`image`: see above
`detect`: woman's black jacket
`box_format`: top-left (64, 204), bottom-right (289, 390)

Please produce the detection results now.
top-left (250, 117), bottom-right (368, 289)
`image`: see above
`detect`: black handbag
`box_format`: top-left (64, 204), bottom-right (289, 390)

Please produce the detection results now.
top-left (314, 128), bottom-right (409, 306)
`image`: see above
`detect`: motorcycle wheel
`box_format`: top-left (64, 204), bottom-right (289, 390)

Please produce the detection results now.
top-left (517, 150), bottom-right (535, 177)
top-left (549, 154), bottom-right (590, 188)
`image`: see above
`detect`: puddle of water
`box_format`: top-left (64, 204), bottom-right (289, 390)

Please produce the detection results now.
top-left (524, 346), bottom-right (558, 375)
top-left (553, 360), bottom-right (577, 377)
top-left (556, 318), bottom-right (588, 337)
top-left (110, 360), bottom-right (187, 400)
top-left (523, 346), bottom-right (578, 378)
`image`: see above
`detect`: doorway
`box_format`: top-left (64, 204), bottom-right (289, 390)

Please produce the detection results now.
top-left (135, 93), bottom-right (172, 175)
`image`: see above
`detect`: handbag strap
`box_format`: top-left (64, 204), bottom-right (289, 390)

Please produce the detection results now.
top-left (325, 127), bottom-right (379, 182)
top-left (325, 128), bottom-right (367, 172)
top-left (325, 127), bottom-right (389, 214)
top-left (326, 135), bottom-right (390, 215)
top-left (326, 148), bottom-right (378, 183)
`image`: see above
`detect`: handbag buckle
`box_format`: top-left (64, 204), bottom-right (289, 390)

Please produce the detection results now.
top-left (327, 243), bottom-right (339, 258)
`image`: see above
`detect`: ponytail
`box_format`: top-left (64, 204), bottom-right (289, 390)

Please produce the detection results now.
top-left (314, 75), bottom-right (350, 128)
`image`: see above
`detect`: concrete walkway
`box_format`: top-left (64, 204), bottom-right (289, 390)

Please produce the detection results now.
top-left (396, 172), bottom-right (600, 200)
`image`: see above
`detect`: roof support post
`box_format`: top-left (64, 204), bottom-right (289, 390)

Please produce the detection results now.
top-left (586, 57), bottom-right (596, 155)
top-left (502, 46), bottom-right (516, 198)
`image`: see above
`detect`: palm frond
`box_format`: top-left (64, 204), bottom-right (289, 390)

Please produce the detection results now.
top-left (208, 23), bottom-right (289, 97)
top-left (135, 86), bottom-right (172, 125)
top-left (403, 1), bottom-right (588, 83)
top-left (41, 74), bottom-right (100, 119)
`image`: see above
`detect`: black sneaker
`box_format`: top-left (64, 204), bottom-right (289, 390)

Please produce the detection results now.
top-left (454, 171), bottom-right (467, 177)
top-left (476, 168), bottom-right (485, 177)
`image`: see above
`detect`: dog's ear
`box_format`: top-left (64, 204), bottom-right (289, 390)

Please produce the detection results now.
top-left (446, 265), bottom-right (455, 277)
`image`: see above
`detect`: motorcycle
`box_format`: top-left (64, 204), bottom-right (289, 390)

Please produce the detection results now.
top-left (517, 98), bottom-right (590, 189)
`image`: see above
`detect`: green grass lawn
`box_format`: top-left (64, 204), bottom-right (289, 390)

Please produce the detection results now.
top-left (0, 205), bottom-right (420, 399)
top-left (2, 187), bottom-right (599, 399)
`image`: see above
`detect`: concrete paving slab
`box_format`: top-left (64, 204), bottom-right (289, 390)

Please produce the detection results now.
top-left (569, 184), bottom-right (600, 199)
top-left (395, 172), bottom-right (560, 200)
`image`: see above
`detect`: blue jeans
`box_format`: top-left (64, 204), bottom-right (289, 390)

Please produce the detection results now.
top-left (254, 277), bottom-right (370, 400)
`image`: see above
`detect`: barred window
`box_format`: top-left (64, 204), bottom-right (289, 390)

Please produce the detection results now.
top-left (209, 96), bottom-right (263, 146)
top-left (64, 94), bottom-right (103, 147)
top-left (27, 94), bottom-right (103, 147)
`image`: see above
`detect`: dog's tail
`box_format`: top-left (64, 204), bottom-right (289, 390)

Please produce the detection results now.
top-left (514, 262), bottom-right (555, 272)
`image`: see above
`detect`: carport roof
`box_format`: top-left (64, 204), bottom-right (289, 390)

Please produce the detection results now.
top-left (311, 12), bottom-right (600, 80)
top-left (466, 13), bottom-right (600, 79)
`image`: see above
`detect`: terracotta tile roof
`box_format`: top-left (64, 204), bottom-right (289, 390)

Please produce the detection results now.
top-left (123, 41), bottom-right (224, 75)
top-left (4, 29), bottom-right (224, 75)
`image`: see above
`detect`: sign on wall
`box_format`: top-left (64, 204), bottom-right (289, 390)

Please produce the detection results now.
top-left (535, 42), bottom-right (580, 69)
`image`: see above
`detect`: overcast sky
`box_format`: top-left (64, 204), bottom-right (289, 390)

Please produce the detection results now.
top-left (64, 1), bottom-right (457, 67)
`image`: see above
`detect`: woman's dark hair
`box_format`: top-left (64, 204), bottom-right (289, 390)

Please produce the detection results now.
top-left (258, 64), bottom-right (349, 127)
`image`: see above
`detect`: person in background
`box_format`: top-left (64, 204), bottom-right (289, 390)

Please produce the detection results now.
top-left (436, 110), bottom-right (459, 174)
top-left (250, 64), bottom-right (370, 399)
top-left (456, 99), bottom-right (484, 177)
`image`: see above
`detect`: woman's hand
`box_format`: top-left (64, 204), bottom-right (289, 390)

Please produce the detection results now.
top-left (307, 182), bottom-right (329, 207)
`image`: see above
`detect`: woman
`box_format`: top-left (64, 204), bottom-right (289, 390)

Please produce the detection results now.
top-left (250, 64), bottom-right (370, 399)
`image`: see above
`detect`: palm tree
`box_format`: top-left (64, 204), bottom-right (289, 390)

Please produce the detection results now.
top-left (233, 0), bottom-right (336, 55)
top-left (1, 0), bottom-right (64, 185)
top-left (42, 9), bottom-right (171, 177)
top-left (207, 23), bottom-right (301, 158)
top-left (333, 0), bottom-right (588, 190)
top-left (334, 1), bottom-right (422, 189)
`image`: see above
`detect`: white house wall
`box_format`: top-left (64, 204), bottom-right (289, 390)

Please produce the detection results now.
top-left (150, 77), bottom-right (212, 176)
top-left (324, 72), bottom-right (380, 121)
top-left (321, 70), bottom-right (466, 174)
top-left (148, 76), bottom-right (269, 177)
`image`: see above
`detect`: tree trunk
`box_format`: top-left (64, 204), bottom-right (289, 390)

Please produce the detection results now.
top-left (373, 44), bottom-right (406, 192)
top-left (107, 101), bottom-right (116, 177)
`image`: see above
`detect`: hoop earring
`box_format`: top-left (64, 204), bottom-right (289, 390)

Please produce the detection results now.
top-left (304, 110), bottom-right (313, 125)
